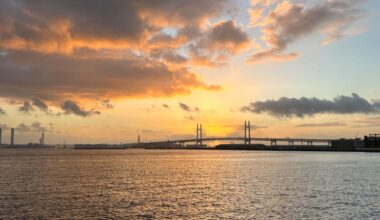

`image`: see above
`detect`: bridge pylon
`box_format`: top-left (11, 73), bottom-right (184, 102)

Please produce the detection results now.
top-left (196, 124), bottom-right (203, 146)
top-left (244, 120), bottom-right (251, 145)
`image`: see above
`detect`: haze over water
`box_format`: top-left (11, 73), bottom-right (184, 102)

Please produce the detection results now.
top-left (1, 149), bottom-right (379, 219)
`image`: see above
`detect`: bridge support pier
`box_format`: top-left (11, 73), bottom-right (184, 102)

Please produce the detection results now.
top-left (271, 140), bottom-right (277, 146)
top-left (289, 140), bottom-right (294, 146)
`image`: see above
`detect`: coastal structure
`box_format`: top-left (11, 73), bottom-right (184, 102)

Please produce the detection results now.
top-left (10, 128), bottom-right (14, 146)
top-left (39, 133), bottom-right (45, 146)
top-left (364, 134), bottom-right (380, 149)
top-left (131, 121), bottom-right (379, 152)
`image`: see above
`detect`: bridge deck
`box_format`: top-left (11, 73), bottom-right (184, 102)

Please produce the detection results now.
top-left (144, 137), bottom-right (332, 145)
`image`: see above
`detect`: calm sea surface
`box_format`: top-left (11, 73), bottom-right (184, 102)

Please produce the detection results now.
top-left (0, 149), bottom-right (380, 219)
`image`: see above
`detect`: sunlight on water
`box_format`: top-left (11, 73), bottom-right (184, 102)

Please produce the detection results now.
top-left (1, 149), bottom-right (380, 219)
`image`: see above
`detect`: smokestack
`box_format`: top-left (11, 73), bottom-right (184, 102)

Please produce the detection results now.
top-left (10, 128), bottom-right (15, 146)
top-left (41, 132), bottom-right (45, 146)
top-left (0, 128), bottom-right (2, 145)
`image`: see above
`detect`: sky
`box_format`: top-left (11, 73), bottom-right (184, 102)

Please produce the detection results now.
top-left (0, 0), bottom-right (379, 145)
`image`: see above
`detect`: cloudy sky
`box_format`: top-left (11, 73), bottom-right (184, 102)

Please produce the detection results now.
top-left (0, 0), bottom-right (379, 144)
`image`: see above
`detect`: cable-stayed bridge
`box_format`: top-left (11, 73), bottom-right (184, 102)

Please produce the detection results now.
top-left (137, 121), bottom-right (333, 147)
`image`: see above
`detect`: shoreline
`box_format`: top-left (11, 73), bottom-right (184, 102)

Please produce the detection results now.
top-left (2, 145), bottom-right (380, 152)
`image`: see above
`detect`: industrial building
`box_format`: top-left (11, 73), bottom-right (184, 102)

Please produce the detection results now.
top-left (331, 139), bottom-right (364, 151)
top-left (364, 134), bottom-right (380, 148)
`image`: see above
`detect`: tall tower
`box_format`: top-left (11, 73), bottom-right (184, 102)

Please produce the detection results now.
top-left (40, 132), bottom-right (45, 146)
top-left (244, 121), bottom-right (251, 145)
top-left (138, 134), bottom-right (141, 144)
top-left (196, 124), bottom-right (203, 146)
top-left (10, 128), bottom-right (15, 146)
top-left (0, 128), bottom-right (2, 145)
top-left (248, 121), bottom-right (251, 144)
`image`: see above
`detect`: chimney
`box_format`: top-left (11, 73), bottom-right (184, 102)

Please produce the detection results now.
top-left (10, 128), bottom-right (15, 146)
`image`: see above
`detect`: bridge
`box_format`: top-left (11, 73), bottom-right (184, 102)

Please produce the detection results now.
top-left (138, 121), bottom-right (333, 147)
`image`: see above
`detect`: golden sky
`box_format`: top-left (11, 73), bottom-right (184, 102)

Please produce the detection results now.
top-left (0, 0), bottom-right (379, 144)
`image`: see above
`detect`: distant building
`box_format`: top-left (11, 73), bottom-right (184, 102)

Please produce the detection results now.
top-left (364, 134), bottom-right (380, 148)
top-left (331, 139), bottom-right (364, 151)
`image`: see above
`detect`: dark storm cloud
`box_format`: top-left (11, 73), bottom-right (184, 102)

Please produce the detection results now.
top-left (248, 0), bottom-right (366, 63)
top-left (61, 100), bottom-right (100, 117)
top-left (0, 51), bottom-right (220, 101)
top-left (242, 93), bottom-right (380, 118)
top-left (19, 101), bottom-right (34, 114)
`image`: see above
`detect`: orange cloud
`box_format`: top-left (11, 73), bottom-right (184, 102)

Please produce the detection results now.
top-left (0, 0), bottom-right (235, 105)
top-left (247, 0), bottom-right (367, 64)
top-left (0, 51), bottom-right (220, 102)
top-left (189, 20), bottom-right (251, 67)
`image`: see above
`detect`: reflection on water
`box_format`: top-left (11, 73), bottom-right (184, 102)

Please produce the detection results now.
top-left (1, 149), bottom-right (380, 219)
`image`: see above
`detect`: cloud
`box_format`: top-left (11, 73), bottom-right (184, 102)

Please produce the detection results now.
top-left (250, 0), bottom-right (278, 6)
top-left (150, 48), bottom-right (188, 65)
top-left (162, 104), bottom-right (170, 109)
top-left (17, 98), bottom-right (51, 114)
top-left (179, 102), bottom-right (199, 112)
top-left (242, 93), bottom-right (380, 118)
top-left (141, 129), bottom-right (167, 135)
top-left (349, 116), bottom-right (380, 128)
top-left (0, 107), bottom-right (5, 115)
top-left (99, 99), bottom-right (114, 109)
top-left (0, 124), bottom-right (10, 130)
top-left (179, 103), bottom-right (192, 112)
top-left (19, 101), bottom-right (34, 114)
top-left (190, 20), bottom-right (251, 66)
top-left (0, 0), bottom-right (237, 107)
top-left (184, 115), bottom-right (196, 121)
top-left (31, 97), bottom-right (49, 112)
top-left (16, 121), bottom-right (50, 133)
top-left (0, 51), bottom-right (220, 101)
top-left (248, 50), bottom-right (299, 64)
top-left (61, 100), bottom-right (101, 117)
top-left (137, 0), bottom-right (233, 27)
top-left (248, 0), bottom-right (367, 63)
top-left (295, 122), bottom-right (347, 128)
top-left (0, 0), bottom-right (233, 53)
